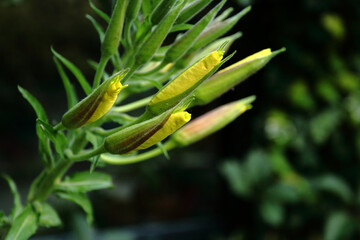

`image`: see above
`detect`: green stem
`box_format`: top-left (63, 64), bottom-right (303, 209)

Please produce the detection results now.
top-left (29, 158), bottom-right (73, 202)
top-left (54, 122), bottom-right (64, 131)
top-left (136, 61), bottom-right (166, 76)
top-left (121, 66), bottom-right (138, 84)
top-left (93, 55), bottom-right (109, 88)
top-left (68, 144), bottom-right (106, 162)
top-left (101, 140), bottom-right (177, 165)
top-left (112, 96), bottom-right (152, 113)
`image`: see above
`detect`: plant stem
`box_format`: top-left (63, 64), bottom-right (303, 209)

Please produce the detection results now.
top-left (112, 95), bottom-right (152, 113)
top-left (100, 140), bottom-right (177, 165)
top-left (29, 158), bottom-right (73, 202)
top-left (68, 145), bottom-right (106, 162)
top-left (54, 122), bottom-right (64, 131)
top-left (93, 55), bottom-right (109, 88)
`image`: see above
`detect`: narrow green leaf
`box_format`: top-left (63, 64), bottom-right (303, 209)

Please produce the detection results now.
top-left (156, 142), bottom-right (170, 160)
top-left (2, 175), bottom-right (23, 220)
top-left (89, 0), bottom-right (110, 23)
top-left (53, 57), bottom-right (78, 109)
top-left (38, 203), bottom-right (62, 228)
top-left (18, 86), bottom-right (47, 122)
top-left (324, 211), bottom-right (355, 240)
top-left (313, 174), bottom-right (353, 203)
top-left (170, 23), bottom-right (193, 33)
top-left (56, 171), bottom-right (113, 193)
top-left (86, 14), bottom-right (105, 43)
top-left (56, 192), bottom-right (93, 224)
top-left (5, 205), bottom-right (38, 240)
top-left (36, 119), bottom-right (67, 157)
top-left (175, 0), bottom-right (212, 24)
top-left (51, 47), bottom-right (92, 95)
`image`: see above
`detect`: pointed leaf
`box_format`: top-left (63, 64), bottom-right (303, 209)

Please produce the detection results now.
top-left (86, 14), bottom-right (105, 42)
top-left (4, 205), bottom-right (38, 240)
top-left (56, 192), bottom-right (93, 224)
top-left (2, 175), bottom-right (23, 220)
top-left (53, 57), bottom-right (78, 109)
top-left (89, 0), bottom-right (110, 23)
top-left (38, 203), bottom-right (62, 228)
top-left (36, 119), bottom-right (67, 157)
top-left (51, 47), bottom-right (92, 95)
top-left (56, 171), bottom-right (113, 193)
top-left (18, 86), bottom-right (47, 122)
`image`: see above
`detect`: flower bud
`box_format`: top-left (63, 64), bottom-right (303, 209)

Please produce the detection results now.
top-left (189, 6), bottom-right (251, 53)
top-left (175, 0), bottom-right (211, 24)
top-left (151, 0), bottom-right (177, 25)
top-left (101, 0), bottom-right (128, 59)
top-left (163, 0), bottom-right (226, 64)
top-left (147, 49), bottom-right (224, 115)
top-left (172, 96), bottom-right (255, 146)
top-left (104, 110), bottom-right (190, 154)
top-left (135, 0), bottom-right (186, 67)
top-left (192, 48), bottom-right (285, 106)
top-left (62, 69), bottom-right (129, 129)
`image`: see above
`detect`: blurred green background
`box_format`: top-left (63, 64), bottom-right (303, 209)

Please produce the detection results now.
top-left (1, 0), bottom-right (360, 239)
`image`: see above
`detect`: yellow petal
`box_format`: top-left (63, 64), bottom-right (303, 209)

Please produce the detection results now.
top-left (149, 51), bottom-right (224, 106)
top-left (220, 48), bottom-right (271, 73)
top-left (87, 75), bottom-right (128, 124)
top-left (134, 111), bottom-right (191, 151)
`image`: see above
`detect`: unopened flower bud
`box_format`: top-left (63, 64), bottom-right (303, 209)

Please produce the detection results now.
top-left (148, 49), bottom-right (224, 115)
top-left (192, 48), bottom-right (285, 106)
top-left (172, 96), bottom-right (255, 146)
top-left (62, 69), bottom-right (128, 129)
top-left (104, 110), bottom-right (190, 154)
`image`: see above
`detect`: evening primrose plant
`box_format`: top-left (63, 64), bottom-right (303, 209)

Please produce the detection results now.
top-left (1, 0), bottom-right (283, 239)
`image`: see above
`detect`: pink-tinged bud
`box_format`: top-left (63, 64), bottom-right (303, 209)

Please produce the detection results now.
top-left (172, 96), bottom-right (255, 146)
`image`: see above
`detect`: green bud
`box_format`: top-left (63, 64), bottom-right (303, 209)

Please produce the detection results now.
top-left (175, 0), bottom-right (211, 24)
top-left (62, 69), bottom-right (129, 129)
top-left (192, 48), bottom-right (285, 106)
top-left (101, 0), bottom-right (128, 59)
top-left (151, 0), bottom-right (177, 25)
top-left (172, 96), bottom-right (255, 146)
top-left (126, 0), bottom-right (142, 22)
top-left (189, 6), bottom-right (251, 52)
top-left (163, 0), bottom-right (226, 63)
top-left (135, 0), bottom-right (186, 67)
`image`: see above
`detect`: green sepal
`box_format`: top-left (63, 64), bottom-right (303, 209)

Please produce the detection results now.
top-left (134, 0), bottom-right (186, 67)
top-left (38, 203), bottom-right (62, 228)
top-left (56, 192), bottom-right (93, 225)
top-left (170, 23), bottom-right (193, 33)
top-left (189, 6), bottom-right (251, 52)
top-left (192, 48), bottom-right (285, 106)
top-left (55, 171), bottom-right (113, 193)
top-left (163, 0), bottom-right (226, 63)
top-left (175, 0), bottom-right (212, 24)
top-left (4, 205), bottom-right (38, 240)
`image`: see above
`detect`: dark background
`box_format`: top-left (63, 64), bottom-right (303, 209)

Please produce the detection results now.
top-left (1, 0), bottom-right (360, 239)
